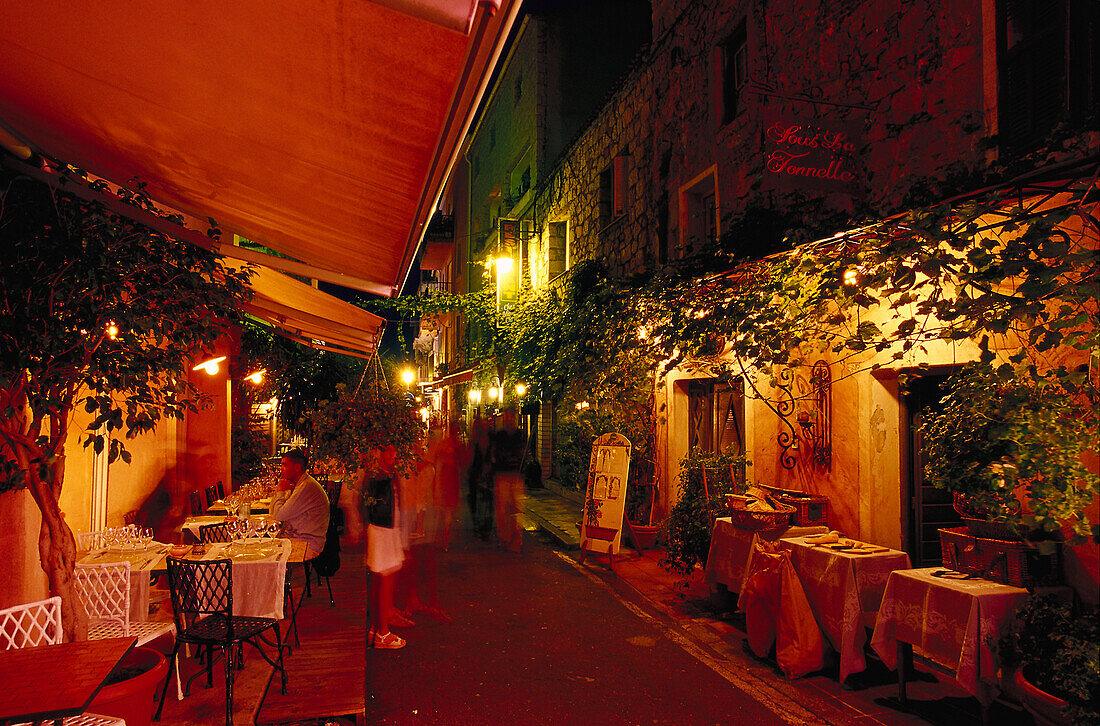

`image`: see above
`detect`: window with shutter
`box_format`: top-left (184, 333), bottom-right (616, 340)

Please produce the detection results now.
top-left (997, 0), bottom-right (1096, 152)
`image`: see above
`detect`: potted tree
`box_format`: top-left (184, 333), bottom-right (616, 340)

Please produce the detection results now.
top-left (920, 363), bottom-right (1099, 543)
top-left (660, 450), bottom-right (748, 578)
top-left (998, 594), bottom-right (1099, 726)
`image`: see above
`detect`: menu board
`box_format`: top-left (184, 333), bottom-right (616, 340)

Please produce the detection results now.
top-left (581, 432), bottom-right (632, 556)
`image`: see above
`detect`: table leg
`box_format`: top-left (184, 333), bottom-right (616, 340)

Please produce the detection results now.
top-left (897, 640), bottom-right (913, 706)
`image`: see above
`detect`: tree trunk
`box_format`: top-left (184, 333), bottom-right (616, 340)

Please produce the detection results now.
top-left (35, 462), bottom-right (86, 641)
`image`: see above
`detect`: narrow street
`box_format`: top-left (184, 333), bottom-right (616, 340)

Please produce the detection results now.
top-left (366, 514), bottom-right (792, 725)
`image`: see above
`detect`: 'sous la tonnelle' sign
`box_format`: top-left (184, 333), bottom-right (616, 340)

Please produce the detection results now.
top-left (762, 111), bottom-right (861, 193)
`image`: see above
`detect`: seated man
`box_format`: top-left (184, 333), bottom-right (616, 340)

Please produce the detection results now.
top-left (271, 448), bottom-right (330, 559)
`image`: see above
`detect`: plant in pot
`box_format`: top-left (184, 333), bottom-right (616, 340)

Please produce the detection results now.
top-left (997, 594), bottom-right (1099, 726)
top-left (660, 450), bottom-right (748, 578)
top-left (920, 363), bottom-right (1099, 544)
top-left (304, 384), bottom-right (426, 516)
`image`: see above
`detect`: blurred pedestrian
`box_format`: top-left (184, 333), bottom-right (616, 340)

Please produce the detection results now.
top-left (362, 444), bottom-right (410, 649)
top-left (491, 409), bottom-right (526, 552)
top-left (467, 416), bottom-right (494, 540)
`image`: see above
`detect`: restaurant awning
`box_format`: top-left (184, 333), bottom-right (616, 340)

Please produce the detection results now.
top-left (232, 263), bottom-right (386, 359)
top-left (0, 0), bottom-right (520, 301)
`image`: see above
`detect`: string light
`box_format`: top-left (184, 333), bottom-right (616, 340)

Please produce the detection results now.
top-left (105, 321), bottom-right (119, 340)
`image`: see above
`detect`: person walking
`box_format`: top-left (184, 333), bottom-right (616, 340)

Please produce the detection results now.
top-left (491, 409), bottom-right (526, 553)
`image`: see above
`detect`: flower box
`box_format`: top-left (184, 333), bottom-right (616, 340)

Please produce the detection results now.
top-left (938, 527), bottom-right (1061, 589)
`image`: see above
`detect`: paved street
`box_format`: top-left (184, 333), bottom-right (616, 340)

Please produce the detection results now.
top-left (366, 515), bottom-right (792, 726)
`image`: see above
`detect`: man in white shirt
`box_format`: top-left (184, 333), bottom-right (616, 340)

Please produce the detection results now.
top-left (271, 448), bottom-right (330, 559)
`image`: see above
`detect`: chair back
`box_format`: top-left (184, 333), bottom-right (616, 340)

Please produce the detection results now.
top-left (164, 557), bottom-right (233, 631)
top-left (74, 562), bottom-right (131, 637)
top-left (322, 480), bottom-right (341, 506)
top-left (200, 521), bottom-right (235, 543)
top-left (205, 484), bottom-right (220, 508)
top-left (189, 490), bottom-right (205, 516)
top-left (0, 596), bottom-right (63, 650)
top-left (215, 481), bottom-right (226, 500)
top-left (76, 530), bottom-right (109, 551)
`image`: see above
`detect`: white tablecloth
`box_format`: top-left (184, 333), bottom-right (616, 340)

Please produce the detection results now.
top-left (870, 567), bottom-right (1029, 704)
top-left (704, 518), bottom-right (827, 591)
top-left (780, 537), bottom-right (911, 681)
top-left (198, 538), bottom-right (291, 619)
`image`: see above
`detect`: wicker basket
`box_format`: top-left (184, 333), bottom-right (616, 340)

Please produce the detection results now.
top-left (725, 494), bottom-right (795, 531)
top-left (939, 527), bottom-right (1061, 588)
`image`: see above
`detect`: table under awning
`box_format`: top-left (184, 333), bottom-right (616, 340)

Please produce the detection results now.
top-left (0, 0), bottom-right (520, 310)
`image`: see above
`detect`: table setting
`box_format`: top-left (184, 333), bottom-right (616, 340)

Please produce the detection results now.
top-left (76, 525), bottom-right (175, 621)
top-left (179, 537), bottom-right (292, 619)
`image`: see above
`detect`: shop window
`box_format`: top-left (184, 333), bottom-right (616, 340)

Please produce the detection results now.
top-left (997, 0), bottom-right (1097, 152)
top-left (719, 20), bottom-right (748, 125)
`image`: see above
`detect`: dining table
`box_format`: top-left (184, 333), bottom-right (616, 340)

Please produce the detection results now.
top-left (205, 496), bottom-right (272, 516)
top-left (870, 567), bottom-right (1035, 709)
top-left (778, 536), bottom-right (912, 682)
top-left (76, 542), bottom-right (174, 622)
top-left (0, 636), bottom-right (135, 725)
top-left (175, 538), bottom-right (293, 619)
top-left (704, 518), bottom-right (828, 593)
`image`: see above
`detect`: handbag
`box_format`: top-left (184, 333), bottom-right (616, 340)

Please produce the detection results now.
top-left (367, 477), bottom-right (395, 528)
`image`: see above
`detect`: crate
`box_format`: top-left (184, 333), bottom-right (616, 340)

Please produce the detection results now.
top-left (939, 527), bottom-right (1061, 589)
top-left (760, 486), bottom-right (829, 527)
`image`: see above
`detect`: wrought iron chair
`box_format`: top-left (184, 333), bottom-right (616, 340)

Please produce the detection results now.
top-left (204, 484), bottom-right (220, 509)
top-left (215, 480), bottom-right (226, 500)
top-left (189, 490), bottom-right (205, 516)
top-left (0, 596), bottom-right (125, 726)
top-left (199, 521), bottom-right (236, 544)
top-left (154, 557), bottom-right (287, 726)
top-left (74, 560), bottom-right (182, 700)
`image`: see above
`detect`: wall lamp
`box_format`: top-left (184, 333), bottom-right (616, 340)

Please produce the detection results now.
top-left (192, 355), bottom-right (227, 375)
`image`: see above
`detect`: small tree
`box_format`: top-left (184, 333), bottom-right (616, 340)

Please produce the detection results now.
top-left (0, 168), bottom-right (252, 638)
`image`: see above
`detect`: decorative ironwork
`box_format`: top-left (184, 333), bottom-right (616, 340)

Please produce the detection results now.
top-left (776, 367), bottom-right (798, 470)
top-left (805, 361), bottom-right (832, 469)
top-left (776, 362), bottom-right (832, 470)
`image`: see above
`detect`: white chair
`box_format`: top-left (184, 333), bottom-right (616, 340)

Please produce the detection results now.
top-left (75, 530), bottom-right (109, 551)
top-left (0, 596), bottom-right (125, 726)
top-left (75, 560), bottom-right (182, 700)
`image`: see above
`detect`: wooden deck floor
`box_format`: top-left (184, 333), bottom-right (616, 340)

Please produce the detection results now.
top-left (154, 551), bottom-right (367, 726)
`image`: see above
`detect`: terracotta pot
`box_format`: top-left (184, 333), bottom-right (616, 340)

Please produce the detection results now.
top-left (628, 522), bottom-right (659, 550)
top-left (1014, 667), bottom-right (1072, 726)
top-left (89, 646), bottom-right (169, 726)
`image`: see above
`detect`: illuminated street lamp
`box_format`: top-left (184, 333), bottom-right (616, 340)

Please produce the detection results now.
top-left (401, 368), bottom-right (416, 387)
top-left (245, 369), bottom-right (266, 384)
top-left (515, 382), bottom-right (527, 397)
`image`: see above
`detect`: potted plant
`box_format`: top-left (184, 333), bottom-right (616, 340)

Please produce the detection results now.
top-left (997, 594), bottom-right (1099, 726)
top-left (660, 450), bottom-right (748, 578)
top-left (88, 646), bottom-right (169, 726)
top-left (920, 363), bottom-right (1099, 542)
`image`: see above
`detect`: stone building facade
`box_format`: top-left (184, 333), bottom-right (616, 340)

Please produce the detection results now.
top-left (517, 0), bottom-right (1097, 587)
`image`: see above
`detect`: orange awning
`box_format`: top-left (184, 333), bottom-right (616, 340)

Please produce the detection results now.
top-left (0, 0), bottom-right (519, 299)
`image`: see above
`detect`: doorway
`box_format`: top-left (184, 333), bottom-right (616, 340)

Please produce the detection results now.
top-left (903, 372), bottom-right (963, 567)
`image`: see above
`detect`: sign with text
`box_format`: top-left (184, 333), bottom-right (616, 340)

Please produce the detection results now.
top-left (761, 111), bottom-right (861, 194)
top-left (581, 432), bottom-right (632, 556)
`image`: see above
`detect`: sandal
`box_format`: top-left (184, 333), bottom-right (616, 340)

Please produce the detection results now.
top-left (371, 631), bottom-right (406, 649)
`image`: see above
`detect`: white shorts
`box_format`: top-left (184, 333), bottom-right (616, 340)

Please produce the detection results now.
top-left (367, 523), bottom-right (405, 575)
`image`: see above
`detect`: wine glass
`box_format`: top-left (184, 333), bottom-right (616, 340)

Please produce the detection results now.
top-left (141, 527), bottom-right (154, 551)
